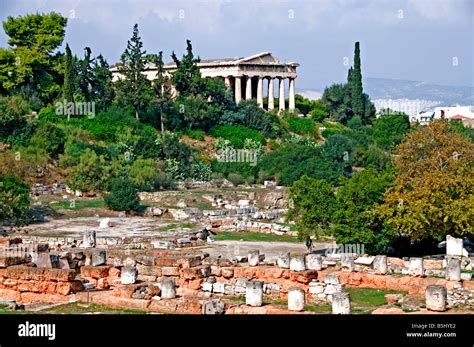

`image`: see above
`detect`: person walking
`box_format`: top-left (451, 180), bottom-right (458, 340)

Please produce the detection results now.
top-left (305, 237), bottom-right (313, 254)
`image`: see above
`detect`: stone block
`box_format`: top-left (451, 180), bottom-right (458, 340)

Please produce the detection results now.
top-left (306, 254), bottom-right (323, 271)
top-left (289, 254), bottom-right (306, 272)
top-left (288, 287), bottom-right (305, 311)
top-left (246, 281), bottom-right (263, 307)
top-left (332, 292), bottom-right (351, 314)
top-left (277, 252), bottom-right (290, 269)
top-left (202, 299), bottom-right (225, 314)
top-left (426, 285), bottom-right (447, 312)
top-left (121, 266), bottom-right (138, 285)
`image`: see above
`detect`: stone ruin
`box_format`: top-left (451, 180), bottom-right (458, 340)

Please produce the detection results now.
top-left (0, 233), bottom-right (473, 314)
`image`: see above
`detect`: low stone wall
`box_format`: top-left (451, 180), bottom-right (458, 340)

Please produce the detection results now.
top-left (0, 266), bottom-right (83, 303)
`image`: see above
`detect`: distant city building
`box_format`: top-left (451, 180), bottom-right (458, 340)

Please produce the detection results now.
top-left (411, 105), bottom-right (474, 127)
top-left (111, 52), bottom-right (299, 111)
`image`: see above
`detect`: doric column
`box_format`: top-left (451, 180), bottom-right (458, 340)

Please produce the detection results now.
top-left (279, 77), bottom-right (285, 111)
top-left (235, 76), bottom-right (242, 104)
top-left (289, 78), bottom-right (296, 111)
top-left (268, 78), bottom-right (275, 110)
top-left (246, 76), bottom-right (252, 100)
top-left (224, 76), bottom-right (231, 89)
top-left (257, 77), bottom-right (263, 108)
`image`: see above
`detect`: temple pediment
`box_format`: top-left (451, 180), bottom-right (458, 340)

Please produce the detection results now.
top-left (235, 52), bottom-right (280, 64)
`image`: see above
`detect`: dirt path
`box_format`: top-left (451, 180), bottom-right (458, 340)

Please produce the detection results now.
top-left (201, 240), bottom-right (335, 260)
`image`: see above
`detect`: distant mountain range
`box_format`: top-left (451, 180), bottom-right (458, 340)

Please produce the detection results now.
top-left (299, 78), bottom-right (474, 111)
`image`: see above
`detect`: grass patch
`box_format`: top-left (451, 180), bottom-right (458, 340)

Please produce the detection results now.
top-left (304, 304), bottom-right (332, 313)
top-left (215, 231), bottom-right (299, 243)
top-left (41, 302), bottom-right (148, 314)
top-left (346, 287), bottom-right (407, 314)
top-left (157, 223), bottom-right (194, 232)
top-left (47, 198), bottom-right (105, 211)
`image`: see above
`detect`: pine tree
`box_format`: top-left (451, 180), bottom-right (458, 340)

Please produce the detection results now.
top-left (116, 24), bottom-right (152, 120)
top-left (171, 40), bottom-right (203, 97)
top-left (63, 43), bottom-right (75, 103)
top-left (351, 42), bottom-right (364, 119)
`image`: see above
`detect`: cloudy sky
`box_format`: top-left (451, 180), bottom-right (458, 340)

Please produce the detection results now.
top-left (0, 0), bottom-right (472, 90)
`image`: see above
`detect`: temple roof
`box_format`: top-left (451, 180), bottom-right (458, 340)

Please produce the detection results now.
top-left (111, 52), bottom-right (298, 71)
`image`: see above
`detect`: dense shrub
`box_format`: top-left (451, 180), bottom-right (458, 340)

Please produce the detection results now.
top-left (210, 124), bottom-right (265, 148)
top-left (0, 175), bottom-right (31, 227)
top-left (283, 116), bottom-right (317, 136)
top-left (30, 123), bottom-right (66, 158)
top-left (227, 173), bottom-right (244, 186)
top-left (66, 149), bottom-right (111, 191)
top-left (104, 177), bottom-right (139, 211)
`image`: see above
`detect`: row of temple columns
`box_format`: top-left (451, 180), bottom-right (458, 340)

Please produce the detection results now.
top-left (223, 76), bottom-right (295, 111)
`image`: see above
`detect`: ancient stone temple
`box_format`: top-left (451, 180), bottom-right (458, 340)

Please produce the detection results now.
top-left (111, 52), bottom-right (299, 111)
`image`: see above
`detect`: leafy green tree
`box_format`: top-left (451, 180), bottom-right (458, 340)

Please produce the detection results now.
top-left (0, 48), bottom-right (17, 93)
top-left (310, 99), bottom-right (328, 122)
top-left (321, 83), bottom-right (352, 123)
top-left (0, 175), bottom-right (30, 228)
top-left (375, 120), bottom-right (474, 241)
top-left (2, 12), bottom-right (67, 102)
top-left (332, 168), bottom-right (394, 254)
top-left (288, 175), bottom-right (337, 240)
top-left (104, 177), bottom-right (139, 211)
top-left (372, 111), bottom-right (410, 149)
top-left (63, 43), bottom-right (75, 102)
top-left (356, 144), bottom-right (392, 172)
top-left (171, 40), bottom-right (204, 97)
top-left (320, 134), bottom-right (354, 166)
top-left (115, 24), bottom-right (152, 120)
top-left (176, 95), bottom-right (220, 131)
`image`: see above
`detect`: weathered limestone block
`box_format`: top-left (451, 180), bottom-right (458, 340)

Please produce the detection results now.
top-left (289, 254), bottom-right (306, 272)
top-left (90, 250), bottom-right (106, 266)
top-left (409, 257), bottom-right (424, 276)
top-left (309, 281), bottom-right (325, 294)
top-left (212, 282), bottom-right (225, 294)
top-left (306, 254), bottom-right (323, 271)
top-left (248, 250), bottom-right (260, 266)
top-left (160, 279), bottom-right (176, 299)
top-left (446, 235), bottom-right (463, 256)
top-left (373, 255), bottom-right (388, 275)
top-left (341, 254), bottom-right (354, 272)
top-left (99, 218), bottom-right (112, 228)
top-left (83, 231), bottom-right (96, 248)
top-left (324, 274), bottom-right (339, 285)
top-left (246, 281), bottom-right (263, 307)
top-left (277, 252), bottom-right (290, 269)
top-left (202, 299), bottom-right (225, 314)
top-left (332, 292), bottom-right (351, 314)
top-left (288, 287), bottom-right (305, 311)
top-left (446, 258), bottom-right (461, 282)
top-left (121, 266), bottom-right (138, 285)
top-left (426, 285), bottom-right (447, 312)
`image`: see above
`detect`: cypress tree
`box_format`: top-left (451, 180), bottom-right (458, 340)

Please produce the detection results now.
top-left (351, 42), bottom-right (364, 118)
top-left (63, 43), bottom-right (75, 103)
